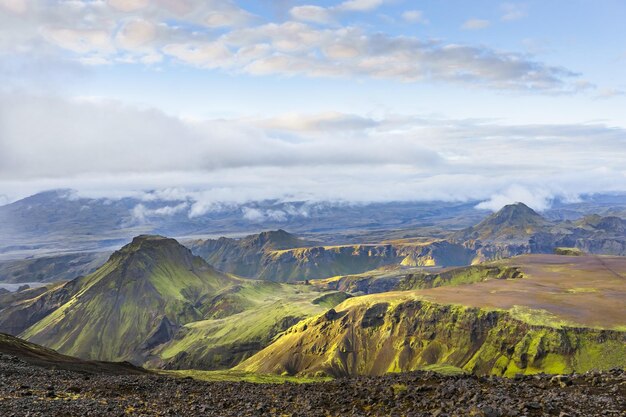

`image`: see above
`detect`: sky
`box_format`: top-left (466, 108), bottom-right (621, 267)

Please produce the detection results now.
top-left (1, 0), bottom-right (625, 212)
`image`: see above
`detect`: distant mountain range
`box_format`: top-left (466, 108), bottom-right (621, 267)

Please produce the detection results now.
top-left (187, 203), bottom-right (626, 282)
top-left (3, 189), bottom-right (626, 261)
top-left (0, 189), bottom-right (490, 258)
top-left (3, 201), bottom-right (626, 285)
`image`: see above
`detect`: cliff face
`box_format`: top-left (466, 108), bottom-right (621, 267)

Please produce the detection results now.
top-left (191, 230), bottom-right (475, 282)
top-left (239, 297), bottom-right (626, 377)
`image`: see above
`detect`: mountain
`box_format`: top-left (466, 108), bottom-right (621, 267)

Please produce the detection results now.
top-left (0, 333), bottom-right (146, 375)
top-left (190, 231), bottom-right (475, 282)
top-left (14, 236), bottom-right (238, 362)
top-left (451, 203), bottom-right (626, 262)
top-left (239, 254), bottom-right (626, 377)
top-left (454, 202), bottom-right (550, 243)
top-left (187, 230), bottom-right (314, 278)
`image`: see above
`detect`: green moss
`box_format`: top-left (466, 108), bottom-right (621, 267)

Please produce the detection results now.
top-left (507, 306), bottom-right (579, 329)
top-left (312, 292), bottom-right (352, 308)
top-left (419, 364), bottom-right (467, 376)
top-left (160, 369), bottom-right (331, 383)
top-left (554, 247), bottom-right (585, 256)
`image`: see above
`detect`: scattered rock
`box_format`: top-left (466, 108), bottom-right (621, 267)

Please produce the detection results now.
top-left (0, 355), bottom-right (623, 416)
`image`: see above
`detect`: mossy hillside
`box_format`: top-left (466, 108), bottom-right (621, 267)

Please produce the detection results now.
top-left (20, 236), bottom-right (238, 363)
top-left (238, 296), bottom-right (626, 377)
top-left (312, 291), bottom-right (352, 308)
top-left (397, 264), bottom-right (524, 291)
top-left (148, 281), bottom-right (342, 370)
top-left (312, 263), bottom-right (523, 295)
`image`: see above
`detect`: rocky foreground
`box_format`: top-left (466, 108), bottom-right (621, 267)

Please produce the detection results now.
top-left (0, 354), bottom-right (624, 417)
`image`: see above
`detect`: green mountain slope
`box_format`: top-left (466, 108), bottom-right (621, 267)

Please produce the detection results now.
top-left (147, 282), bottom-right (343, 370)
top-left (19, 235), bottom-right (237, 362)
top-left (239, 255), bottom-right (626, 377)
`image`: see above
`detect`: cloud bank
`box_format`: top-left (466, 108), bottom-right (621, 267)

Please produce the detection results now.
top-left (1, 92), bottom-right (625, 212)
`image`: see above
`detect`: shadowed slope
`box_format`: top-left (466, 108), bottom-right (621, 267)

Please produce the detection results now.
top-left (0, 333), bottom-right (147, 375)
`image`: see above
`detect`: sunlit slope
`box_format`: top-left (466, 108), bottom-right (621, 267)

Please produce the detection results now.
top-left (239, 255), bottom-right (626, 377)
top-left (147, 282), bottom-right (347, 370)
top-left (20, 235), bottom-right (237, 362)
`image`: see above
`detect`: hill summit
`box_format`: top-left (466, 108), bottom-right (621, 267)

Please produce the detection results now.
top-left (19, 235), bottom-right (237, 362)
top-left (455, 202), bottom-right (549, 243)
top-left (240, 229), bottom-right (307, 251)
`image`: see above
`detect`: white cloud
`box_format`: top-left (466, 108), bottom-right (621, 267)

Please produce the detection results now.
top-left (501, 3), bottom-right (527, 21)
top-left (462, 19), bottom-right (490, 30)
top-left (0, 0), bottom-right (26, 14)
top-left (290, 6), bottom-right (333, 24)
top-left (205, 9), bottom-right (254, 28)
top-left (475, 185), bottom-right (554, 211)
top-left (131, 202), bottom-right (189, 222)
top-left (402, 10), bottom-right (428, 24)
top-left (1, 92), bottom-right (626, 210)
top-left (593, 88), bottom-right (625, 100)
top-left (0, 2), bottom-right (584, 93)
top-left (336, 0), bottom-right (385, 12)
top-left (257, 112), bottom-right (377, 132)
top-left (242, 207), bottom-right (265, 222)
top-left (108, 0), bottom-right (149, 12)
top-left (290, 0), bottom-right (386, 24)
top-left (42, 28), bottom-right (115, 54)
top-left (162, 41), bottom-right (232, 67)
top-left (115, 19), bottom-right (156, 50)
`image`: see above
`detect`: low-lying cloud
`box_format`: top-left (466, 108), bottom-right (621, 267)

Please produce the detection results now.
top-left (1, 92), bottom-right (625, 212)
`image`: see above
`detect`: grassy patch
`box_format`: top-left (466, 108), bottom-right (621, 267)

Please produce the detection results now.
top-left (419, 364), bottom-right (467, 376)
top-left (566, 287), bottom-right (598, 294)
top-left (312, 291), bottom-right (351, 308)
top-left (159, 369), bottom-right (331, 384)
top-left (507, 305), bottom-right (579, 329)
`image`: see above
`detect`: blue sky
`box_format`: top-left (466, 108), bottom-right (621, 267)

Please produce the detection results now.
top-left (0, 0), bottom-right (625, 212)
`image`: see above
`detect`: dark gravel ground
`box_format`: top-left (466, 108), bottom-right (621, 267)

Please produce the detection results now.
top-left (0, 354), bottom-right (624, 417)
